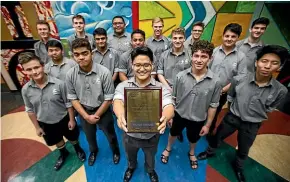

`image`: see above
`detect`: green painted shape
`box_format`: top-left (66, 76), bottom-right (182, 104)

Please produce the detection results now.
top-left (11, 143), bottom-right (83, 182)
top-left (178, 1), bottom-right (192, 27)
top-left (139, 2), bottom-right (174, 20)
top-left (61, 39), bottom-right (70, 57)
top-left (219, 1), bottom-right (238, 13)
top-left (208, 142), bottom-right (288, 182)
top-left (236, 2), bottom-right (257, 13)
top-left (260, 6), bottom-right (290, 49)
top-left (200, 15), bottom-right (216, 42)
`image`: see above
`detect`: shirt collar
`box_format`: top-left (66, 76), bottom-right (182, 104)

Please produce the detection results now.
top-left (92, 46), bottom-right (110, 55)
top-left (152, 36), bottom-right (165, 42)
top-left (186, 67), bottom-right (214, 79)
top-left (113, 32), bottom-right (128, 38)
top-left (249, 73), bottom-right (274, 87)
top-left (49, 57), bottom-right (68, 67)
top-left (28, 75), bottom-right (55, 88)
top-left (128, 77), bottom-right (157, 87)
top-left (77, 61), bottom-right (98, 75)
top-left (219, 45), bottom-right (238, 54)
top-left (244, 38), bottom-right (264, 47)
top-left (40, 37), bottom-right (54, 44)
top-left (169, 48), bottom-right (186, 56)
top-left (74, 33), bottom-right (88, 39)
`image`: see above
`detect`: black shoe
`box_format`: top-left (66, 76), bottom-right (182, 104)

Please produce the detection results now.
top-left (197, 151), bottom-right (215, 160)
top-left (123, 168), bottom-right (135, 182)
top-left (54, 150), bottom-right (69, 171)
top-left (148, 170), bottom-right (159, 182)
top-left (76, 147), bottom-right (86, 162)
top-left (113, 148), bottom-right (120, 164)
top-left (232, 162), bottom-right (246, 182)
top-left (177, 133), bottom-right (184, 142)
top-left (88, 151), bottom-right (98, 166)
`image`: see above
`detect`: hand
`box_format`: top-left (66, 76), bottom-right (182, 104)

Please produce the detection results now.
top-left (167, 119), bottom-right (173, 128)
top-left (68, 120), bottom-right (76, 130)
top-left (158, 116), bottom-right (167, 134)
top-left (36, 127), bottom-right (45, 137)
top-left (117, 115), bottom-right (128, 132)
top-left (199, 126), bottom-right (209, 136)
top-left (85, 115), bottom-right (100, 124)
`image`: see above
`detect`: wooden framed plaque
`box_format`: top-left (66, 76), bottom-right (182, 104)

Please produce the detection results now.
top-left (124, 87), bottom-right (162, 133)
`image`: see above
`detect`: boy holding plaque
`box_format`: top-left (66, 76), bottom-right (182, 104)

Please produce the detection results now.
top-left (161, 40), bottom-right (222, 170)
top-left (113, 46), bottom-right (175, 182)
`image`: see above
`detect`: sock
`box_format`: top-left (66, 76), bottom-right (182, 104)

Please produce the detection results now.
top-left (71, 141), bottom-right (82, 152)
top-left (58, 144), bottom-right (68, 156)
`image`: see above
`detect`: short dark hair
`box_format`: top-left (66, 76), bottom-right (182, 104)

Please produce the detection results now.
top-left (223, 23), bottom-right (242, 37)
top-left (131, 47), bottom-right (154, 63)
top-left (46, 39), bottom-right (63, 51)
top-left (71, 38), bottom-right (92, 52)
top-left (72, 14), bottom-right (85, 24)
top-left (131, 29), bottom-right (145, 40)
top-left (192, 21), bottom-right (205, 30)
top-left (36, 20), bottom-right (50, 31)
top-left (256, 45), bottom-right (289, 65)
top-left (93, 28), bottom-right (107, 37)
top-left (18, 52), bottom-right (43, 65)
top-left (191, 40), bottom-right (214, 57)
top-left (112, 16), bottom-right (125, 23)
top-left (251, 17), bottom-right (270, 28)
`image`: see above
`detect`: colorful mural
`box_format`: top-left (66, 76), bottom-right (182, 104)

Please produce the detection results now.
top-left (1, 6), bottom-right (19, 38)
top-left (15, 5), bottom-right (33, 38)
top-left (50, 1), bottom-right (133, 38)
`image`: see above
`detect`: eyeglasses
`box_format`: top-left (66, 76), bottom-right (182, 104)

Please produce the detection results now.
top-left (192, 30), bottom-right (203, 33)
top-left (133, 63), bottom-right (152, 70)
top-left (113, 22), bottom-right (124, 26)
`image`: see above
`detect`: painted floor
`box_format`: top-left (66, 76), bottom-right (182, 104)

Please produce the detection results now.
top-left (1, 106), bottom-right (290, 182)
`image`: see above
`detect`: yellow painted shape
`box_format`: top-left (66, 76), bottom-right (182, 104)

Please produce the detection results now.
top-left (249, 134), bottom-right (290, 181)
top-left (211, 1), bottom-right (226, 12)
top-left (1, 112), bottom-right (56, 151)
top-left (20, 1), bottom-right (39, 39)
top-left (65, 165), bottom-right (86, 182)
top-left (211, 13), bottom-right (252, 47)
top-left (139, 1), bottom-right (182, 38)
top-left (1, 16), bottom-right (14, 41)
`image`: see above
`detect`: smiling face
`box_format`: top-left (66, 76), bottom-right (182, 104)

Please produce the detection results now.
top-left (37, 24), bottom-right (50, 40)
top-left (73, 18), bottom-right (85, 33)
top-left (191, 25), bottom-right (203, 40)
top-left (132, 55), bottom-right (153, 82)
top-left (94, 34), bottom-right (107, 49)
top-left (255, 53), bottom-right (281, 78)
top-left (192, 50), bottom-right (210, 71)
top-left (152, 22), bottom-right (163, 37)
top-left (250, 24), bottom-right (267, 39)
top-left (222, 30), bottom-right (239, 48)
top-left (113, 17), bottom-right (125, 34)
top-left (72, 47), bottom-right (92, 69)
top-left (22, 59), bottom-right (45, 82)
top-left (172, 33), bottom-right (185, 49)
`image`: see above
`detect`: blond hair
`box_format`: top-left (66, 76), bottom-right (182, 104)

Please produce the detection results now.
top-left (171, 27), bottom-right (185, 37)
top-left (152, 17), bottom-right (164, 26)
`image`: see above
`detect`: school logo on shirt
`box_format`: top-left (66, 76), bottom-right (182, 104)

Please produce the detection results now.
top-left (184, 59), bottom-right (189, 64)
top-left (124, 42), bottom-right (130, 46)
top-left (109, 53), bottom-right (112, 58)
top-left (204, 90), bottom-right (209, 95)
top-left (232, 62), bottom-right (237, 68)
top-left (94, 77), bottom-right (101, 84)
top-left (52, 88), bottom-right (60, 95)
top-left (268, 94), bottom-right (273, 99)
top-left (165, 45), bottom-right (168, 49)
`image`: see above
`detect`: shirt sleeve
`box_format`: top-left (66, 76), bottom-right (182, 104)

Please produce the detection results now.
top-left (157, 52), bottom-right (165, 75)
top-left (102, 70), bottom-right (115, 100)
top-left (65, 70), bottom-right (78, 100)
top-left (34, 43), bottom-right (40, 57)
top-left (227, 77), bottom-right (238, 103)
top-left (59, 81), bottom-right (72, 108)
top-left (172, 74), bottom-right (180, 98)
top-left (114, 51), bottom-right (119, 73)
top-left (162, 85), bottom-right (174, 109)
top-left (118, 52), bottom-right (128, 74)
top-left (266, 87), bottom-right (288, 112)
top-left (113, 82), bottom-right (125, 102)
top-left (236, 52), bottom-right (248, 77)
top-left (151, 54), bottom-right (157, 75)
top-left (210, 79), bottom-right (222, 108)
top-left (44, 63), bottom-right (50, 74)
top-left (21, 86), bottom-right (34, 113)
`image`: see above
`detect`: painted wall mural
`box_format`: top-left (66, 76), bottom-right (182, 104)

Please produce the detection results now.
top-left (50, 1), bottom-right (133, 38)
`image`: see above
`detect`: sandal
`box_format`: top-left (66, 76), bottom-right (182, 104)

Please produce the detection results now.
top-left (188, 152), bottom-right (198, 170)
top-left (161, 148), bottom-right (171, 164)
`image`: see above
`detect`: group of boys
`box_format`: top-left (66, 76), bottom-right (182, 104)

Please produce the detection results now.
top-left (21, 14), bottom-right (288, 182)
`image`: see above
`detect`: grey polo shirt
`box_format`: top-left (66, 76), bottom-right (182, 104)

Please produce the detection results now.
top-left (227, 74), bottom-right (287, 123)
top-left (66, 61), bottom-right (115, 108)
top-left (44, 57), bottom-right (77, 81)
top-left (209, 46), bottom-right (247, 87)
top-left (236, 38), bottom-right (264, 73)
top-left (173, 68), bottom-right (221, 121)
top-left (108, 32), bottom-right (131, 54)
top-left (67, 33), bottom-right (95, 52)
top-left (184, 38), bottom-right (196, 56)
top-left (21, 76), bottom-right (71, 124)
top-left (34, 37), bottom-right (57, 64)
top-left (146, 36), bottom-right (171, 62)
top-left (157, 48), bottom-right (191, 86)
top-left (119, 48), bottom-right (157, 78)
top-left (113, 77), bottom-right (174, 139)
top-left (92, 47), bottom-right (119, 75)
